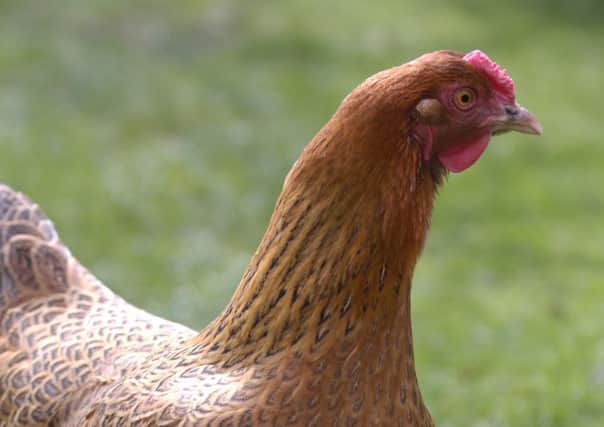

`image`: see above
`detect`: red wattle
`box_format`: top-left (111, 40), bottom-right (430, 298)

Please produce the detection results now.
top-left (437, 135), bottom-right (490, 173)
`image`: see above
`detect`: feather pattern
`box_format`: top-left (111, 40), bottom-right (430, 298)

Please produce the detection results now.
top-left (0, 50), bottom-right (540, 426)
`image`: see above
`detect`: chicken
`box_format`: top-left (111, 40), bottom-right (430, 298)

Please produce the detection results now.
top-left (0, 50), bottom-right (541, 426)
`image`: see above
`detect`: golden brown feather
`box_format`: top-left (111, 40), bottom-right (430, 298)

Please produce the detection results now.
top-left (0, 50), bottom-right (541, 426)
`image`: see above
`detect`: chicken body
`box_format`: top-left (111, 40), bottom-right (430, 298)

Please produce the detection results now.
top-left (0, 180), bottom-right (432, 426)
top-left (0, 50), bottom-right (540, 426)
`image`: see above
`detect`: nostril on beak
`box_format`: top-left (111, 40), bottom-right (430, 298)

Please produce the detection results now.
top-left (504, 105), bottom-right (518, 117)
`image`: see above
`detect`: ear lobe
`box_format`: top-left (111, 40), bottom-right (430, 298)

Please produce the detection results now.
top-left (415, 98), bottom-right (444, 124)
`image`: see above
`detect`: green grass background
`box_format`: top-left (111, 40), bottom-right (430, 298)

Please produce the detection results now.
top-left (0, 1), bottom-right (602, 425)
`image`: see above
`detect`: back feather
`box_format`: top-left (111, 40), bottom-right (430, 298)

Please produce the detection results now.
top-left (0, 185), bottom-right (195, 426)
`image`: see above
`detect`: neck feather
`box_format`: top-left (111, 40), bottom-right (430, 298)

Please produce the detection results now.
top-left (184, 59), bottom-right (452, 424)
top-left (193, 108), bottom-right (440, 369)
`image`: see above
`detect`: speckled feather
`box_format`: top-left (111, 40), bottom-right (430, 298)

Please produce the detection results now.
top-left (0, 186), bottom-right (195, 426)
top-left (0, 51), bottom-right (499, 426)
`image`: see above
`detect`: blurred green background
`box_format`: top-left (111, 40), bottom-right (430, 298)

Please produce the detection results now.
top-left (0, 1), bottom-right (602, 426)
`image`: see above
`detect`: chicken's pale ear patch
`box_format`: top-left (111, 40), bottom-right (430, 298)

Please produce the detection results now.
top-left (463, 50), bottom-right (515, 102)
top-left (412, 99), bottom-right (441, 161)
top-left (415, 99), bottom-right (443, 124)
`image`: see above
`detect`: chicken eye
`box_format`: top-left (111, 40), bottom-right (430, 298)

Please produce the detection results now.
top-left (453, 88), bottom-right (475, 110)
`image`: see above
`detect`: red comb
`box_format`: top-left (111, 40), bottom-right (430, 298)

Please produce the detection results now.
top-left (463, 50), bottom-right (515, 102)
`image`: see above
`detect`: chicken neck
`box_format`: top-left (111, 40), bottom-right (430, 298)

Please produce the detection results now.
top-left (191, 90), bottom-right (441, 421)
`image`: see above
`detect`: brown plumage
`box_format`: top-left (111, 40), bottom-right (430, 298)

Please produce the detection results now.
top-left (0, 50), bottom-right (541, 426)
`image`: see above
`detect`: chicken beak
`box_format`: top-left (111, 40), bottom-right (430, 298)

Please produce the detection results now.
top-left (492, 102), bottom-right (543, 136)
